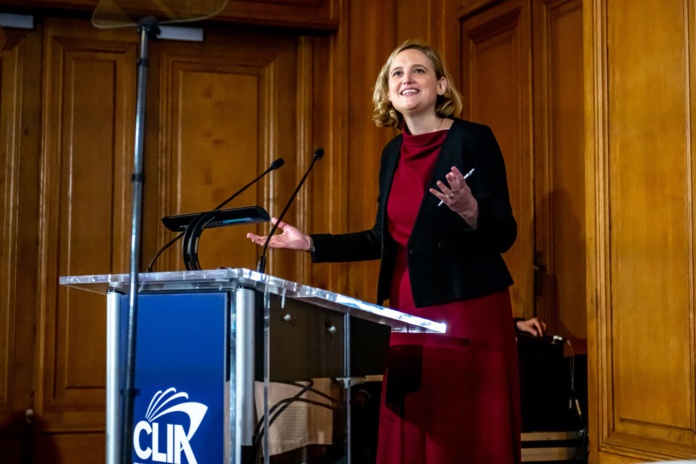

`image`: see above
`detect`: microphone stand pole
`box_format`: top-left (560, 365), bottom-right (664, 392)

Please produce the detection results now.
top-left (122, 16), bottom-right (159, 464)
top-left (257, 149), bottom-right (323, 274)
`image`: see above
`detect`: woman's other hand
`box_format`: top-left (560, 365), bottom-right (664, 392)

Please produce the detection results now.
top-left (430, 166), bottom-right (479, 228)
top-left (516, 317), bottom-right (547, 337)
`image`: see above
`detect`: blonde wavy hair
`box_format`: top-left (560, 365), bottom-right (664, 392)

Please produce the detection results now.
top-left (372, 39), bottom-right (463, 129)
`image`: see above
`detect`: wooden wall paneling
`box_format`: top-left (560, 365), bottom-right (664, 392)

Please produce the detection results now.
top-left (587, 0), bottom-right (696, 461)
top-left (608, 0), bottom-right (695, 455)
top-left (394, 0), bottom-right (462, 78)
top-left (0, 0), bottom-right (338, 32)
top-left (151, 31), bottom-right (304, 280)
top-left (458, 0), bottom-right (506, 19)
top-left (36, 17), bottom-right (138, 455)
top-left (395, 0), bottom-right (436, 44)
top-left (0, 31), bottom-right (24, 418)
top-left (34, 432), bottom-right (105, 463)
top-left (461, 0), bottom-right (534, 316)
top-left (294, 35), bottom-right (317, 285)
top-left (305, 10), bottom-right (350, 295)
top-left (217, 0), bottom-right (338, 30)
top-left (338, 0), bottom-right (396, 304)
top-left (593, 454), bottom-right (645, 464)
top-left (532, 0), bottom-right (586, 345)
top-left (437, 0), bottom-right (465, 88)
top-left (0, 26), bottom-right (42, 463)
top-left (584, 0), bottom-right (607, 461)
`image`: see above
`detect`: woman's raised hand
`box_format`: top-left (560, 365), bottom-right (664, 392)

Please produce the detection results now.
top-left (430, 166), bottom-right (479, 228)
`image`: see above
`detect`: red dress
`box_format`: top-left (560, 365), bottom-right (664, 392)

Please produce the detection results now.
top-left (376, 128), bottom-right (521, 464)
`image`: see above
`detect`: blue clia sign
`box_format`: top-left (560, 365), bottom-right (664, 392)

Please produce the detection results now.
top-left (120, 292), bottom-right (229, 464)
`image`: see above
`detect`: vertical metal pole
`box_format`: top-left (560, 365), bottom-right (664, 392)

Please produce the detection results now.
top-left (235, 288), bottom-right (256, 463)
top-left (121, 17), bottom-right (157, 464)
top-left (344, 314), bottom-right (352, 464)
top-left (263, 289), bottom-right (271, 464)
top-left (106, 291), bottom-right (122, 464)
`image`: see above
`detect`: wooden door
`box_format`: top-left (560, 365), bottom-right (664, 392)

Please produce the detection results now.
top-left (461, 0), bottom-right (535, 316)
top-left (532, 0), bottom-right (586, 347)
top-left (145, 30), bottom-right (304, 278)
top-left (36, 17), bottom-right (139, 461)
top-left (460, 0), bottom-right (587, 347)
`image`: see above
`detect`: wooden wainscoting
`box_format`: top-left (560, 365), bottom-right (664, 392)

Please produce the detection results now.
top-left (0, 24), bottom-right (42, 464)
top-left (586, 0), bottom-right (696, 461)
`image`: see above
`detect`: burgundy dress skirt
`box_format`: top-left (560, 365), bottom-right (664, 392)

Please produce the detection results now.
top-left (375, 247), bottom-right (521, 464)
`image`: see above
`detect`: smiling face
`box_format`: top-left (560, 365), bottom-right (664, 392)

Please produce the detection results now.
top-left (387, 48), bottom-right (448, 120)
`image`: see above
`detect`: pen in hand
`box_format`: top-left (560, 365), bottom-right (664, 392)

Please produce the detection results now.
top-left (438, 168), bottom-right (475, 207)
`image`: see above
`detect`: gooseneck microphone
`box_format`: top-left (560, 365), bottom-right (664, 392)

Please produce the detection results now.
top-left (146, 157), bottom-right (284, 272)
top-left (256, 148), bottom-right (324, 274)
top-left (213, 157), bottom-right (285, 211)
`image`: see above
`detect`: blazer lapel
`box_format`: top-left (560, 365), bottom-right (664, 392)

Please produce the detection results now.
top-left (381, 137), bottom-right (402, 207)
top-left (411, 120), bottom-right (470, 237)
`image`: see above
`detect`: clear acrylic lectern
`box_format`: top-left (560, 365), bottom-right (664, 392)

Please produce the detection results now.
top-left (60, 268), bottom-right (445, 464)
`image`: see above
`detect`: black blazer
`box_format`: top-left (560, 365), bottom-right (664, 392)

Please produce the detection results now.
top-left (311, 118), bottom-right (516, 308)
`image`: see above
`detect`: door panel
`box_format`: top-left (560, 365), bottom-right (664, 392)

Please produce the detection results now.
top-left (37, 19), bottom-right (138, 448)
top-left (461, 0), bottom-right (534, 315)
top-left (532, 0), bottom-right (586, 347)
top-left (0, 25), bottom-right (42, 464)
top-left (151, 32), bottom-right (301, 277)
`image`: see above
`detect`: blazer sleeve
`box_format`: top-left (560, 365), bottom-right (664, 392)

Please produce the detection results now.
top-left (308, 142), bottom-right (396, 263)
top-left (309, 222), bottom-right (382, 262)
top-left (465, 124), bottom-right (517, 253)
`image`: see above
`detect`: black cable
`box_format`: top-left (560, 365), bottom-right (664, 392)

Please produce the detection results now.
top-left (254, 380), bottom-right (315, 443)
top-left (146, 231), bottom-right (184, 272)
top-left (252, 379), bottom-right (338, 455)
top-left (270, 398), bottom-right (336, 429)
top-left (285, 380), bottom-right (339, 403)
top-left (565, 339), bottom-right (589, 461)
top-left (253, 397), bottom-right (336, 454)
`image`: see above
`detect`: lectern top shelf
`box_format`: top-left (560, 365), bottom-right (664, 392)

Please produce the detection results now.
top-left (59, 268), bottom-right (446, 333)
